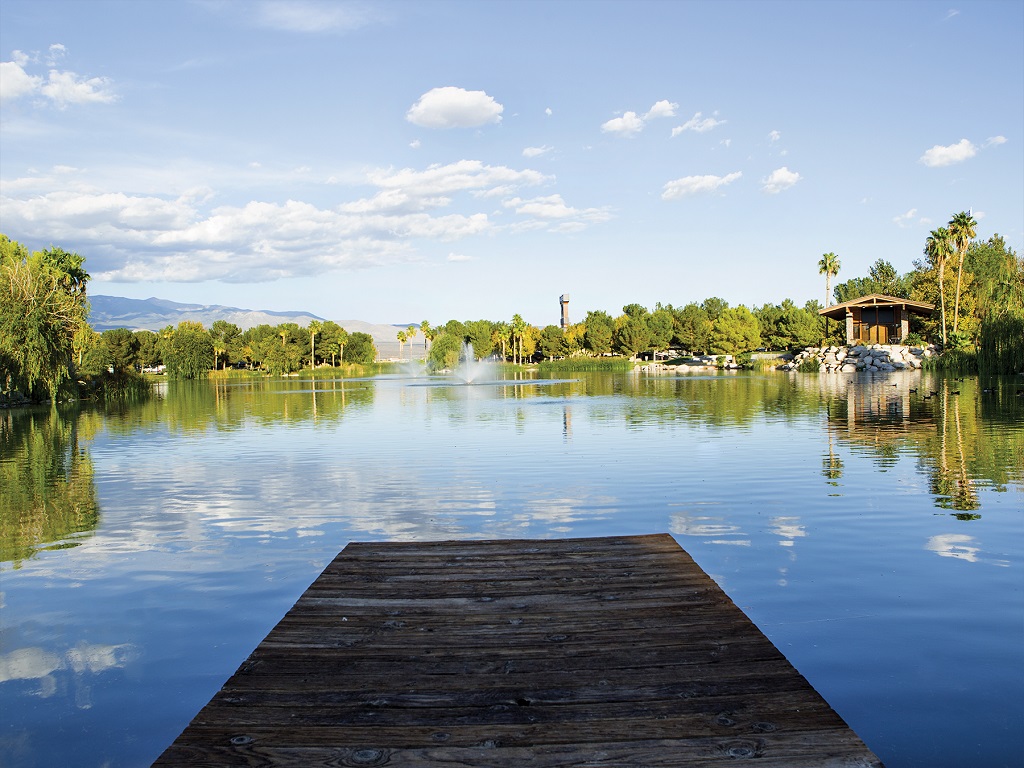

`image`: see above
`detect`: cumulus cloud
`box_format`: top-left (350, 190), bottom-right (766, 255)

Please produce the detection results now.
top-left (0, 60), bottom-right (42, 101)
top-left (984, 135), bottom-right (1007, 147)
top-left (768, 130), bottom-right (781, 142)
top-left (644, 100), bottom-right (678, 120)
top-left (661, 171), bottom-right (742, 199)
top-left (406, 86), bottom-right (503, 129)
top-left (503, 194), bottom-right (612, 232)
top-left (920, 138), bottom-right (977, 167)
top-left (522, 145), bottom-right (552, 158)
top-left (671, 111), bottom-right (725, 136)
top-left (761, 167), bottom-right (801, 194)
top-left (601, 110), bottom-right (644, 136)
top-left (601, 99), bottom-right (676, 136)
top-left (1, 46), bottom-right (116, 108)
top-left (892, 208), bottom-right (932, 228)
top-left (1, 159), bottom-right (606, 282)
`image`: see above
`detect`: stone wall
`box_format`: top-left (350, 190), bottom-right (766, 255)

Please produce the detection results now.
top-left (777, 343), bottom-right (939, 373)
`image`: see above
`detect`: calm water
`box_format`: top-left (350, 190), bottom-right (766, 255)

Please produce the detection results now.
top-left (1, 370), bottom-right (1022, 767)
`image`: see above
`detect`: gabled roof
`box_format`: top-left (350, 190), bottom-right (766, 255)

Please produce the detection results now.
top-left (818, 293), bottom-right (934, 320)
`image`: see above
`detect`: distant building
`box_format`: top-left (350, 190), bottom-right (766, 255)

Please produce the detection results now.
top-left (560, 294), bottom-right (570, 329)
top-left (818, 294), bottom-right (934, 345)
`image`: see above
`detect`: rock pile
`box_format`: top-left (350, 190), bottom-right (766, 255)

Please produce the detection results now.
top-left (777, 344), bottom-right (939, 373)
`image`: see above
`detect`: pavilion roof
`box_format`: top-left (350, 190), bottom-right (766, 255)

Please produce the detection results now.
top-left (818, 293), bottom-right (934, 320)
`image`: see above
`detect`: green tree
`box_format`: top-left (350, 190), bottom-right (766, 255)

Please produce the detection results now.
top-left (538, 325), bottom-right (567, 360)
top-left (163, 321), bottom-right (214, 379)
top-left (583, 310), bottom-right (614, 355)
top-left (343, 331), bottom-right (376, 364)
top-left (701, 297), bottom-right (728, 323)
top-left (925, 227), bottom-right (954, 345)
top-left (317, 321), bottom-right (348, 366)
top-left (966, 235), bottom-right (1024, 318)
top-left (98, 329), bottom-right (139, 373)
top-left (396, 329), bottom-right (407, 360)
top-left (1, 241), bottom-right (91, 401)
top-left (818, 252), bottom-right (840, 307)
top-left (711, 306), bottom-right (761, 355)
top-left (614, 312), bottom-right (650, 360)
top-left (673, 303), bottom-right (712, 353)
top-left (648, 308), bottom-right (675, 358)
top-left (427, 331), bottom-right (461, 370)
top-left (308, 320), bottom-right (322, 369)
top-left (210, 320), bottom-right (242, 370)
top-left (465, 320), bottom-right (494, 358)
top-left (134, 331), bottom-right (162, 368)
top-left (948, 211), bottom-right (977, 335)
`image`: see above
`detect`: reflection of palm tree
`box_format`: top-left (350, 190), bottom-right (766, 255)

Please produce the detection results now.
top-left (822, 431), bottom-right (843, 484)
top-left (951, 396), bottom-right (980, 512)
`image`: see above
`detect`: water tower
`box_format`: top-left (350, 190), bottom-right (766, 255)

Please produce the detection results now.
top-left (559, 294), bottom-right (570, 329)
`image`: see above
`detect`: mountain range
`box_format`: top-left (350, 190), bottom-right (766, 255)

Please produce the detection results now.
top-left (88, 295), bottom-right (412, 351)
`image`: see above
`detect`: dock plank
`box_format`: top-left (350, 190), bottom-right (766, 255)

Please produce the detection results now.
top-left (154, 534), bottom-right (883, 767)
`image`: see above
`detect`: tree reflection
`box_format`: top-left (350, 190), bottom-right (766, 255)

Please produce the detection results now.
top-left (0, 408), bottom-right (99, 567)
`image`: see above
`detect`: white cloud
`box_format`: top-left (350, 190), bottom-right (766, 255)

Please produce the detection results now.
top-left (0, 60), bottom-right (42, 101)
top-left (601, 110), bottom-right (644, 136)
top-left (768, 130), bottom-right (781, 142)
top-left (545, 107), bottom-right (552, 116)
top-left (761, 167), bottom-right (801, 194)
top-left (644, 100), bottom-right (678, 120)
top-left (503, 194), bottom-right (612, 232)
top-left (920, 138), bottom-right (977, 167)
top-left (522, 145), bottom-right (552, 158)
top-left (1, 47), bottom-right (116, 108)
top-left (671, 111), bottom-right (725, 136)
top-left (984, 135), bottom-right (1007, 147)
top-left (409, 139), bottom-right (421, 149)
top-left (893, 208), bottom-right (918, 227)
top-left (447, 252), bottom-right (472, 262)
top-left (406, 86), bottom-right (503, 129)
top-left (602, 99), bottom-right (677, 137)
top-left (943, 9), bottom-right (960, 21)
top-left (0, 158), bottom-right (608, 282)
top-left (253, 0), bottom-right (379, 33)
top-left (661, 171), bottom-right (742, 199)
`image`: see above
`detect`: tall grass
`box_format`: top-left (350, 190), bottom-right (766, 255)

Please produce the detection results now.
top-left (538, 357), bottom-right (634, 373)
top-left (922, 349), bottom-right (979, 375)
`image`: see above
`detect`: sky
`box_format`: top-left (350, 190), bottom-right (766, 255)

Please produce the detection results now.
top-left (1, 0), bottom-right (1021, 328)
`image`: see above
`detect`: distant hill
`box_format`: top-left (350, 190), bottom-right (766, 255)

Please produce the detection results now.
top-left (88, 295), bottom-right (415, 356)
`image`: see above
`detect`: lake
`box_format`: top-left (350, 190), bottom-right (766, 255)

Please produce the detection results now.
top-left (1, 369), bottom-right (1022, 767)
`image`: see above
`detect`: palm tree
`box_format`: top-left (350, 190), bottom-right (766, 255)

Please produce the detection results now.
top-left (308, 320), bottom-right (322, 370)
top-left (925, 227), bottom-right (953, 346)
top-left (948, 211), bottom-right (977, 335)
top-left (511, 314), bottom-right (527, 365)
top-left (405, 326), bottom-right (418, 358)
top-left (818, 252), bottom-right (840, 306)
top-left (420, 320), bottom-right (432, 352)
top-left (396, 329), bottom-right (407, 360)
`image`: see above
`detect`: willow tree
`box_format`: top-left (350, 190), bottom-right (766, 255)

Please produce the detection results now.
top-left (818, 252), bottom-right (840, 307)
top-left (0, 237), bottom-right (91, 402)
top-left (925, 227), bottom-right (953, 346)
top-left (948, 211), bottom-right (977, 335)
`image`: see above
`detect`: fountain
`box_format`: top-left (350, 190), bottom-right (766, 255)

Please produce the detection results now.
top-left (452, 342), bottom-right (496, 384)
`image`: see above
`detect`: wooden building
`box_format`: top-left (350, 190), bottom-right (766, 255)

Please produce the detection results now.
top-left (819, 294), bottom-right (934, 345)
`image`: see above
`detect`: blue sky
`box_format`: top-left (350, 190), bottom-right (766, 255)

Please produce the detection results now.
top-left (1, 0), bottom-right (1021, 327)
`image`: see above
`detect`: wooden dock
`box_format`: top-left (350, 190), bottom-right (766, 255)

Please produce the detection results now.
top-left (154, 534), bottom-right (884, 767)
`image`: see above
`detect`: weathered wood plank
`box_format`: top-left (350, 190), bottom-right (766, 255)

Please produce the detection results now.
top-left (153, 534), bottom-right (883, 767)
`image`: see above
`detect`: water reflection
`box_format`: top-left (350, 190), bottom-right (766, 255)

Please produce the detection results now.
top-left (0, 409), bottom-right (99, 567)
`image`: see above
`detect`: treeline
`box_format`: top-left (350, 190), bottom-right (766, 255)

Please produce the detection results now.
top-left (3, 213), bottom-right (1022, 403)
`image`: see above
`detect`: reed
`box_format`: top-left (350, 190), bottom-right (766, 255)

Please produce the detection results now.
top-left (538, 357), bottom-right (634, 373)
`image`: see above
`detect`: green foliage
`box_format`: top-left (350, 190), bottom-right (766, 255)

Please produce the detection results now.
top-left (979, 310), bottom-right (1024, 374)
top-left (163, 321), bottom-right (214, 379)
top-left (343, 331), bottom-right (377, 364)
top-left (754, 299), bottom-right (824, 350)
top-left (465, 320), bottom-right (495, 358)
top-left (538, 325), bottom-right (567, 360)
top-left (923, 349), bottom-right (978, 374)
top-left (672, 303), bottom-right (712, 353)
top-left (701, 297), bottom-right (728, 322)
top-left (710, 306), bottom-right (761, 355)
top-left (613, 312), bottom-right (651, 359)
top-left (537, 357), bottom-right (633, 372)
top-left (583, 310), bottom-right (614, 355)
top-left (427, 332), bottom-right (461, 370)
top-left (1, 239), bottom-right (91, 402)
top-left (833, 259), bottom-right (911, 303)
top-left (797, 356), bottom-right (821, 373)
